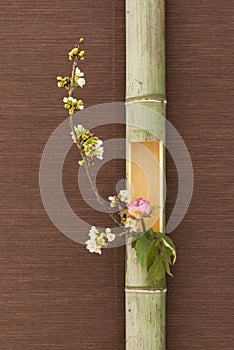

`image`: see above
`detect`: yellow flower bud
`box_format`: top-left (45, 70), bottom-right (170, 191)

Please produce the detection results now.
top-left (79, 50), bottom-right (85, 57)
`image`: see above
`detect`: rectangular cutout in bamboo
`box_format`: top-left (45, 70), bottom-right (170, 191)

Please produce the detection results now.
top-left (126, 140), bottom-right (166, 348)
top-left (128, 141), bottom-right (161, 232)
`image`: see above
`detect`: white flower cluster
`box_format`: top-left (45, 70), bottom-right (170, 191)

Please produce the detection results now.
top-left (70, 124), bottom-right (104, 161)
top-left (57, 75), bottom-right (70, 88)
top-left (124, 216), bottom-right (138, 233)
top-left (70, 124), bottom-right (86, 142)
top-left (63, 96), bottom-right (84, 108)
top-left (108, 190), bottom-right (130, 208)
top-left (63, 97), bottom-right (84, 115)
top-left (108, 190), bottom-right (138, 233)
top-left (85, 226), bottom-right (116, 255)
top-left (93, 139), bottom-right (104, 160)
top-left (75, 67), bottom-right (86, 88)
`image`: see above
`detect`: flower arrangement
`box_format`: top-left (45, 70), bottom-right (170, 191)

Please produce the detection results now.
top-left (57, 39), bottom-right (176, 282)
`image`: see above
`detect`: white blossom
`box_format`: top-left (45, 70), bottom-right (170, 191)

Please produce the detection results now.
top-left (85, 239), bottom-right (97, 252)
top-left (107, 233), bottom-right (115, 242)
top-left (108, 195), bottom-right (117, 208)
top-left (75, 67), bottom-right (84, 77)
top-left (106, 228), bottom-right (115, 242)
top-left (106, 228), bottom-right (116, 242)
top-left (85, 238), bottom-right (102, 255)
top-left (78, 78), bottom-right (86, 88)
top-left (85, 226), bottom-right (116, 254)
top-left (94, 139), bottom-right (104, 160)
top-left (124, 217), bottom-right (138, 233)
top-left (70, 124), bottom-right (86, 142)
top-left (75, 67), bottom-right (86, 88)
top-left (118, 190), bottom-right (130, 203)
top-left (88, 226), bottom-right (98, 240)
top-left (70, 131), bottom-right (76, 142)
top-left (74, 124), bottom-right (86, 133)
top-left (85, 226), bottom-right (105, 255)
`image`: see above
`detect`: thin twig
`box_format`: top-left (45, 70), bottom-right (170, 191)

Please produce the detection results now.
top-left (67, 46), bottom-right (122, 227)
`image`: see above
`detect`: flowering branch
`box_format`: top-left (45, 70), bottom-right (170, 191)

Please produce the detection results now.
top-left (57, 39), bottom-right (176, 282)
top-left (58, 39), bottom-right (121, 227)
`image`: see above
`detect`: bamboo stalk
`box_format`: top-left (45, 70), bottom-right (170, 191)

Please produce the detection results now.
top-left (125, 0), bottom-right (166, 349)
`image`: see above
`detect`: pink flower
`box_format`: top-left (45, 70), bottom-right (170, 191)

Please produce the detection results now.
top-left (126, 198), bottom-right (152, 219)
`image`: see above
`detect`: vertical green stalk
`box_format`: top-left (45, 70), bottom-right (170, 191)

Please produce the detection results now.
top-left (125, 0), bottom-right (166, 349)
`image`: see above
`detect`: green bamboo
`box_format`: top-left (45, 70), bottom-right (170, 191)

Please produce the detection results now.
top-left (125, 0), bottom-right (166, 349)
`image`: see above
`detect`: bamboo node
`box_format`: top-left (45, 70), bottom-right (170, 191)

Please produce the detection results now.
top-left (126, 98), bottom-right (167, 104)
top-left (125, 287), bottom-right (167, 294)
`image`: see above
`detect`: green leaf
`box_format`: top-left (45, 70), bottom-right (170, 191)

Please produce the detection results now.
top-left (147, 255), bottom-right (165, 282)
top-left (135, 234), bottom-right (151, 269)
top-left (162, 253), bottom-right (173, 277)
top-left (146, 239), bottom-right (160, 272)
top-left (131, 233), bottom-right (142, 248)
top-left (131, 239), bottom-right (137, 249)
top-left (157, 232), bottom-right (177, 264)
top-left (161, 247), bottom-right (172, 263)
top-left (145, 228), bottom-right (154, 240)
top-left (164, 262), bottom-right (173, 277)
top-left (157, 232), bottom-right (176, 250)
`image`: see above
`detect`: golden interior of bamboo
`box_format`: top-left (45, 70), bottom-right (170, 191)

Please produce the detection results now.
top-left (128, 141), bottom-right (162, 232)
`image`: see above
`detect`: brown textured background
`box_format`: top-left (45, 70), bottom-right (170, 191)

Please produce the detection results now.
top-left (0, 1), bottom-right (126, 349)
top-left (166, 1), bottom-right (234, 349)
top-left (0, 0), bottom-right (233, 349)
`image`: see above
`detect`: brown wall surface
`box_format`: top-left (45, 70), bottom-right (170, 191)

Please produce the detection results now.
top-left (166, 1), bottom-right (234, 349)
top-left (0, 1), bottom-right (126, 349)
top-left (0, 0), bottom-right (233, 349)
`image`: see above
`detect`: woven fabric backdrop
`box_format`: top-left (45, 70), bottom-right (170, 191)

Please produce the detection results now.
top-left (0, 0), bottom-right (233, 349)
top-left (166, 2), bottom-right (234, 349)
